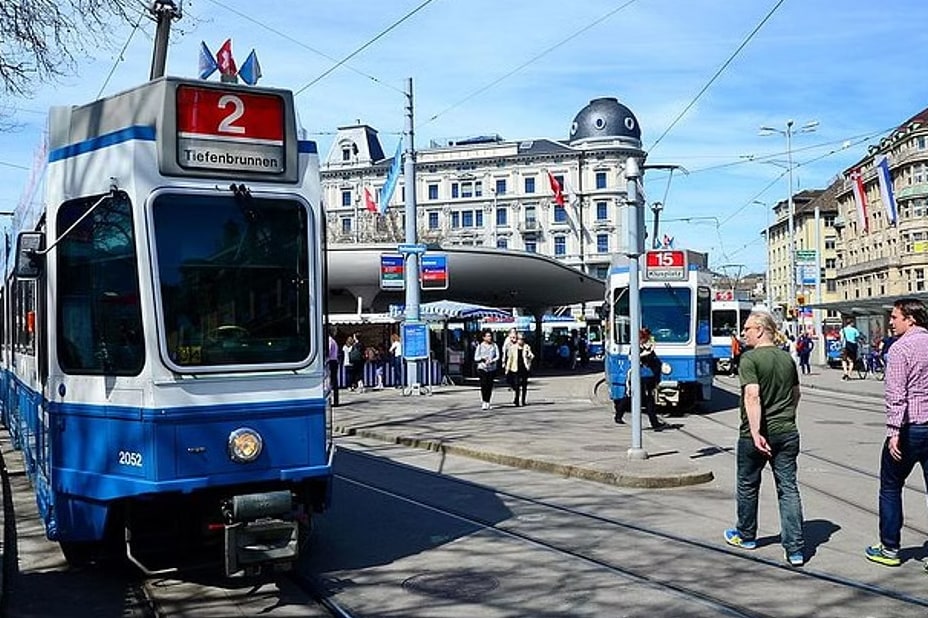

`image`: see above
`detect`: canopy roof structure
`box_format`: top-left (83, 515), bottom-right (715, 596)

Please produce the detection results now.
top-left (326, 244), bottom-right (605, 314)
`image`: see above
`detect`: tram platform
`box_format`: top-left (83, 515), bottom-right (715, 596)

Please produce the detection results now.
top-left (332, 362), bottom-right (886, 489)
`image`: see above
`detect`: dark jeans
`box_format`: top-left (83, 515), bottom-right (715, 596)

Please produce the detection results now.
top-left (512, 372), bottom-right (529, 404)
top-left (878, 424), bottom-right (928, 550)
top-left (478, 369), bottom-right (495, 403)
top-left (735, 431), bottom-right (804, 554)
top-left (798, 353), bottom-right (811, 374)
top-left (327, 359), bottom-right (340, 406)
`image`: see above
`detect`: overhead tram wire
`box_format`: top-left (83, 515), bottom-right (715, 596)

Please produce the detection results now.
top-left (647, 0), bottom-right (786, 153)
top-left (292, 0), bottom-right (439, 97)
top-left (204, 0), bottom-right (405, 95)
top-left (96, 8), bottom-right (147, 100)
top-left (425, 0), bottom-right (639, 126)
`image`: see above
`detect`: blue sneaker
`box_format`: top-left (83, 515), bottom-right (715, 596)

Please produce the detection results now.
top-left (785, 550), bottom-right (804, 567)
top-left (865, 544), bottom-right (900, 566)
top-left (724, 528), bottom-right (756, 550)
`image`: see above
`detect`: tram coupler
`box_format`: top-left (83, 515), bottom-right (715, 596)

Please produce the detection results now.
top-left (223, 490), bottom-right (299, 577)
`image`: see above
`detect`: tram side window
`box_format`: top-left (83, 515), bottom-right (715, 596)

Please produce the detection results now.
top-left (696, 287), bottom-right (711, 345)
top-left (56, 191), bottom-right (144, 375)
top-left (13, 280), bottom-right (36, 355)
top-left (712, 310), bottom-right (737, 337)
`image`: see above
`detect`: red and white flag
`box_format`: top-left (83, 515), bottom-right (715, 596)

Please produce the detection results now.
top-left (851, 168), bottom-right (869, 233)
top-left (216, 39), bottom-right (237, 76)
top-left (547, 171), bottom-right (565, 207)
top-left (364, 188), bottom-right (378, 213)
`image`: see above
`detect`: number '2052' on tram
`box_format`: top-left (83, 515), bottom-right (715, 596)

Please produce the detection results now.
top-left (1, 77), bottom-right (332, 576)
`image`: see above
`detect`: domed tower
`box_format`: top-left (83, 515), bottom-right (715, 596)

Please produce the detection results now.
top-left (568, 97), bottom-right (642, 151)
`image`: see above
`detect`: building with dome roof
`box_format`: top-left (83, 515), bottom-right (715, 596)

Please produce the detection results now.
top-left (320, 98), bottom-right (646, 302)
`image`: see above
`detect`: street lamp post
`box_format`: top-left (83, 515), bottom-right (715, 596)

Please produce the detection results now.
top-left (759, 120), bottom-right (818, 335)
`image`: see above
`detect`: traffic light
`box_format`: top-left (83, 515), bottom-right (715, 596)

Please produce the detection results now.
top-left (797, 294), bottom-right (806, 306)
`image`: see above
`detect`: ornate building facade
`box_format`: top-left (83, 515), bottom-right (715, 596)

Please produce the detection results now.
top-left (319, 98), bottom-right (646, 283)
top-left (833, 108), bottom-right (928, 302)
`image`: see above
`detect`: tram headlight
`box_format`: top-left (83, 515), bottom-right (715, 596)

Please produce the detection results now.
top-left (661, 362), bottom-right (672, 376)
top-left (228, 427), bottom-right (263, 463)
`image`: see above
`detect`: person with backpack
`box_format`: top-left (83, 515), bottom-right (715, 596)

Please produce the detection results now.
top-left (796, 332), bottom-right (814, 375)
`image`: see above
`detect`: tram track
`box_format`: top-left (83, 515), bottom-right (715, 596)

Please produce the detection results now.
top-left (333, 447), bottom-right (928, 616)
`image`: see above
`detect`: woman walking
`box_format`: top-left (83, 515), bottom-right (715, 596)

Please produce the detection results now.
top-left (505, 333), bottom-right (535, 406)
top-left (474, 329), bottom-right (500, 409)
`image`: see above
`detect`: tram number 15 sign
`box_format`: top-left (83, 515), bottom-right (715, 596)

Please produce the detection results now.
top-left (644, 250), bottom-right (688, 281)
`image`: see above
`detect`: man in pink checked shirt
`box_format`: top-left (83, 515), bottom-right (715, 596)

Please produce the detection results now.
top-left (866, 298), bottom-right (928, 567)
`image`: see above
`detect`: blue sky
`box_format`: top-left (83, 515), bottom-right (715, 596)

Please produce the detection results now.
top-left (1, 0), bottom-right (925, 275)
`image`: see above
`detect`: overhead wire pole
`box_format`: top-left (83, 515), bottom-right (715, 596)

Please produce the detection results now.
top-left (402, 78), bottom-right (421, 391)
top-left (625, 157), bottom-right (646, 460)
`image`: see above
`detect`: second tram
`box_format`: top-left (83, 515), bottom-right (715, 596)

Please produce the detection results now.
top-left (604, 250), bottom-right (714, 410)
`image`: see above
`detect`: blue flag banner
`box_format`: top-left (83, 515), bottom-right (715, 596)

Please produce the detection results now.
top-left (239, 50), bottom-right (262, 86)
top-left (876, 155), bottom-right (898, 225)
top-left (198, 41), bottom-right (218, 80)
top-left (379, 139), bottom-right (403, 216)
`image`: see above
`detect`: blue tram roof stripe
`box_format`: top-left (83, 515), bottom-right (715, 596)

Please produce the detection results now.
top-left (48, 125), bottom-right (156, 163)
top-left (48, 127), bottom-right (318, 163)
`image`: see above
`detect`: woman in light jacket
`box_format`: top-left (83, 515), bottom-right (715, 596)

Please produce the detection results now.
top-left (505, 333), bottom-right (535, 406)
top-left (473, 329), bottom-right (500, 410)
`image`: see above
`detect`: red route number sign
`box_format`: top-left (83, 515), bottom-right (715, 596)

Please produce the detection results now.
top-left (644, 250), bottom-right (687, 281)
top-left (175, 85), bottom-right (286, 174)
top-left (176, 86), bottom-right (284, 141)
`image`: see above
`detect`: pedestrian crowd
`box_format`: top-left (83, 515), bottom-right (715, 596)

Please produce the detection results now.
top-left (722, 299), bottom-right (928, 572)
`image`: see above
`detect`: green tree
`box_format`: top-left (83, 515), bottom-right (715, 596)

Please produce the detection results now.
top-left (0, 0), bottom-right (142, 98)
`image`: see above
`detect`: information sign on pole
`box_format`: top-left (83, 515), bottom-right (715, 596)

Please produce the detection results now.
top-left (420, 254), bottom-right (449, 290)
top-left (402, 321), bottom-right (430, 360)
top-left (644, 250), bottom-right (687, 281)
top-left (380, 254), bottom-right (405, 290)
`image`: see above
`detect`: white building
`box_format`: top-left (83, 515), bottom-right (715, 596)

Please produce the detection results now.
top-left (320, 97), bottom-right (646, 288)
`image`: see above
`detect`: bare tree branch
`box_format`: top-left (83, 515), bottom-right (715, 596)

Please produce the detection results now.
top-left (0, 0), bottom-right (146, 98)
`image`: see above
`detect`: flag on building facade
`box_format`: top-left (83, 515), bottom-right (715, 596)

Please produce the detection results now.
top-left (216, 39), bottom-right (237, 76)
top-left (875, 155), bottom-right (898, 226)
top-left (379, 139), bottom-right (403, 216)
top-left (239, 50), bottom-right (262, 85)
top-left (547, 171), bottom-right (565, 206)
top-left (198, 41), bottom-right (218, 79)
top-left (364, 188), bottom-right (378, 213)
top-left (851, 168), bottom-right (869, 233)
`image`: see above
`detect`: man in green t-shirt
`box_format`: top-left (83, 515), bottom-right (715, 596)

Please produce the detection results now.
top-left (723, 311), bottom-right (805, 567)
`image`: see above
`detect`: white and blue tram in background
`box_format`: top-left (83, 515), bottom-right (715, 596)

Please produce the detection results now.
top-left (1, 76), bottom-right (332, 575)
top-left (604, 250), bottom-right (714, 410)
top-left (710, 297), bottom-right (754, 374)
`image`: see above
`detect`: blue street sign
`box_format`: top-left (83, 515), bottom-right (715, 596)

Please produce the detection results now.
top-left (398, 243), bottom-right (427, 254)
top-left (420, 253), bottom-right (449, 291)
top-left (402, 321), bottom-right (430, 360)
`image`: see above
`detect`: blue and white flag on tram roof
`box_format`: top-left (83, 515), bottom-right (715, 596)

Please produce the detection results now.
top-left (198, 41), bottom-right (218, 80)
top-left (239, 50), bottom-right (263, 86)
top-left (876, 155), bottom-right (898, 226)
top-left (379, 138), bottom-right (403, 216)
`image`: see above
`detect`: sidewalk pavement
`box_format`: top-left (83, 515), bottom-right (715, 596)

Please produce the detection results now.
top-left (332, 362), bottom-right (886, 489)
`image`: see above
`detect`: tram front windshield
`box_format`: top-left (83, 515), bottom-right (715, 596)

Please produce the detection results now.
top-left (612, 286), bottom-right (709, 344)
top-left (152, 193), bottom-right (312, 369)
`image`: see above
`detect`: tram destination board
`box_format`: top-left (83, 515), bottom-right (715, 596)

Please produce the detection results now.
top-left (159, 79), bottom-right (299, 182)
top-left (644, 250), bottom-right (688, 281)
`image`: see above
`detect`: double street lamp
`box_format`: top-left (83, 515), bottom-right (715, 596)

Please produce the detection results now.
top-left (752, 200), bottom-right (771, 307)
top-left (758, 120), bottom-right (818, 334)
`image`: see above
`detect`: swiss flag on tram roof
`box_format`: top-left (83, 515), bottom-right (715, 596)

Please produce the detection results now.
top-left (216, 39), bottom-right (237, 76)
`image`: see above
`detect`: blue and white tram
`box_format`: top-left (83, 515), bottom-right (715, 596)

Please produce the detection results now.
top-left (711, 298), bottom-right (753, 374)
top-left (604, 250), bottom-right (714, 410)
top-left (1, 76), bottom-right (332, 575)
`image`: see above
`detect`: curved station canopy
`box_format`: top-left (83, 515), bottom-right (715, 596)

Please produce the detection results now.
top-left (326, 244), bottom-right (605, 315)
